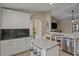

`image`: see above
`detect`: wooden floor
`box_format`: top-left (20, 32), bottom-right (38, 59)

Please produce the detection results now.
top-left (16, 50), bottom-right (72, 56)
top-left (16, 51), bottom-right (31, 56)
top-left (59, 50), bottom-right (72, 56)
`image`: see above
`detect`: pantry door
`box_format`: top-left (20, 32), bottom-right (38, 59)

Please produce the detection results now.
top-left (34, 20), bottom-right (42, 39)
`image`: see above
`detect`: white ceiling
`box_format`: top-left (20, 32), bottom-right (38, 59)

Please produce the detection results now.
top-left (51, 3), bottom-right (79, 21)
top-left (0, 3), bottom-right (51, 12)
top-left (0, 3), bottom-right (79, 21)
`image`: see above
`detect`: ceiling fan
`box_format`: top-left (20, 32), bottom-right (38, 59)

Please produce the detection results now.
top-left (71, 10), bottom-right (79, 22)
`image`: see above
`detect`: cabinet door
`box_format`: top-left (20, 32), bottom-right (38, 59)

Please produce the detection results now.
top-left (15, 12), bottom-right (30, 29)
top-left (24, 38), bottom-right (30, 50)
top-left (0, 8), bottom-right (1, 29)
top-left (1, 40), bottom-right (13, 56)
top-left (0, 8), bottom-right (1, 55)
top-left (0, 41), bottom-right (1, 56)
top-left (17, 38), bottom-right (27, 52)
top-left (24, 37), bottom-right (33, 50)
top-left (17, 37), bottom-right (32, 52)
top-left (2, 9), bottom-right (30, 29)
top-left (1, 37), bottom-right (32, 56)
top-left (11, 39), bottom-right (20, 54)
top-left (2, 9), bottom-right (17, 29)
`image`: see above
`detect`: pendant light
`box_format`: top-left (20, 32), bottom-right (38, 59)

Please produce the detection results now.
top-left (71, 10), bottom-right (74, 22)
top-left (71, 10), bottom-right (79, 22)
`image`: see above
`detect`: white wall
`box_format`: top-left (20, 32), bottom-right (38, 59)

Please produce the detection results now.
top-left (44, 12), bottom-right (51, 34)
top-left (60, 21), bottom-right (72, 33)
top-left (31, 12), bottom-right (45, 36)
top-left (31, 12), bottom-right (51, 36)
top-left (60, 20), bottom-right (79, 36)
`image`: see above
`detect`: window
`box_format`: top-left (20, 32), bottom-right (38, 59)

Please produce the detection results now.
top-left (72, 24), bottom-right (79, 32)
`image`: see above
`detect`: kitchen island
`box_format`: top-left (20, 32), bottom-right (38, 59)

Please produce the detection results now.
top-left (30, 38), bottom-right (58, 56)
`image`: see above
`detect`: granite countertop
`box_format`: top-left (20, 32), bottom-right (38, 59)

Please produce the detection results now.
top-left (32, 38), bottom-right (58, 50)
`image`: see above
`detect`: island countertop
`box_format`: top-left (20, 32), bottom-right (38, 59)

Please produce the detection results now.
top-left (32, 38), bottom-right (58, 50)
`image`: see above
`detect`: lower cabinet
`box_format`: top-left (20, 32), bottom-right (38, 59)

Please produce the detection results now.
top-left (1, 37), bottom-right (32, 56)
top-left (1, 40), bottom-right (13, 56)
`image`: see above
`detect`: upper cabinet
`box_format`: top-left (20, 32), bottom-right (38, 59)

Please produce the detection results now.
top-left (0, 8), bottom-right (1, 29)
top-left (2, 8), bottom-right (31, 29)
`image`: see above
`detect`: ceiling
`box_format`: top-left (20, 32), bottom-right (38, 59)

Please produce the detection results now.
top-left (51, 3), bottom-right (79, 21)
top-left (0, 3), bottom-right (79, 21)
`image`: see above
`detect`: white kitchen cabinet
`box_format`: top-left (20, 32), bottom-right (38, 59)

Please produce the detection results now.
top-left (15, 12), bottom-right (30, 29)
top-left (24, 37), bottom-right (33, 50)
top-left (2, 8), bottom-right (31, 29)
top-left (0, 8), bottom-right (1, 55)
top-left (1, 37), bottom-right (32, 56)
top-left (0, 41), bottom-right (1, 56)
top-left (17, 38), bottom-right (27, 52)
top-left (0, 8), bottom-right (32, 56)
top-left (12, 39), bottom-right (21, 54)
top-left (1, 40), bottom-right (14, 56)
top-left (17, 37), bottom-right (33, 52)
top-left (0, 8), bottom-right (1, 29)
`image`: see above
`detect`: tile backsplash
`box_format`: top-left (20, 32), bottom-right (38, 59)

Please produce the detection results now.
top-left (1, 29), bottom-right (30, 40)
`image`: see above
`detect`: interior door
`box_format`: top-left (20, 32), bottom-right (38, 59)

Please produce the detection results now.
top-left (34, 20), bottom-right (42, 39)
